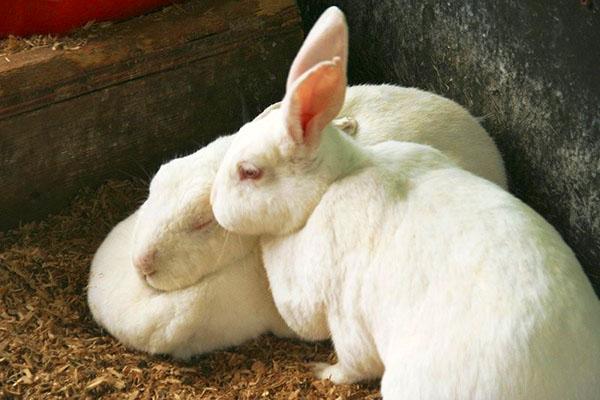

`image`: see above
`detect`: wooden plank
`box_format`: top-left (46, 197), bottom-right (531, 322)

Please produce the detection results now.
top-left (0, 0), bottom-right (303, 229)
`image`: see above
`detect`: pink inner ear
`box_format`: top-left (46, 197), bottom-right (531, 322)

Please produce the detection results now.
top-left (284, 59), bottom-right (346, 144)
top-left (192, 219), bottom-right (212, 231)
top-left (286, 7), bottom-right (348, 91)
top-left (280, 7), bottom-right (348, 145)
top-left (300, 112), bottom-right (312, 133)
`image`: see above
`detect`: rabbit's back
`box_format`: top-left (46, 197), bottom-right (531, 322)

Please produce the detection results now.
top-left (299, 142), bottom-right (600, 399)
top-left (342, 84), bottom-right (507, 189)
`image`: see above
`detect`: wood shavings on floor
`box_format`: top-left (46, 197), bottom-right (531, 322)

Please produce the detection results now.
top-left (0, 180), bottom-right (381, 399)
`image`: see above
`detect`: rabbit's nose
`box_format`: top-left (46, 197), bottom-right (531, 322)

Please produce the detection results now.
top-left (134, 249), bottom-right (157, 276)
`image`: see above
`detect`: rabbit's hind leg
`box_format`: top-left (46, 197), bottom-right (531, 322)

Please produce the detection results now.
top-left (311, 315), bottom-right (384, 384)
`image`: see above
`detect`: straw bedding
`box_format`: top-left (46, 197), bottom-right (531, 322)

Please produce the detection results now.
top-left (0, 180), bottom-right (381, 399)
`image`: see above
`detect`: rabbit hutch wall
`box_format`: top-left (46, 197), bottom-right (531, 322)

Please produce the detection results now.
top-left (1, 0), bottom-right (599, 398)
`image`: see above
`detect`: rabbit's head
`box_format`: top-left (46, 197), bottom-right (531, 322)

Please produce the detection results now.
top-left (131, 136), bottom-right (259, 291)
top-left (211, 7), bottom-right (351, 236)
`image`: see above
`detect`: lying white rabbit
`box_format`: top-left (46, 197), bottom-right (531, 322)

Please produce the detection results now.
top-left (211, 7), bottom-right (600, 399)
top-left (88, 21), bottom-right (507, 357)
top-left (87, 137), bottom-right (294, 359)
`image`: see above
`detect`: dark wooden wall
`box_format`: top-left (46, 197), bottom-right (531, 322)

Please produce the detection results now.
top-left (0, 0), bottom-right (302, 229)
top-left (297, 0), bottom-right (600, 294)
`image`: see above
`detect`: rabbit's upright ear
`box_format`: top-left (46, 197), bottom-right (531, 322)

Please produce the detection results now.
top-left (286, 7), bottom-right (348, 91)
top-left (281, 7), bottom-right (348, 146)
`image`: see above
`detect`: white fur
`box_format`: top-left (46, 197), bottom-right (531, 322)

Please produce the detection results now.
top-left (211, 7), bottom-right (600, 399)
top-left (340, 84), bottom-right (506, 189)
top-left (127, 85), bottom-right (506, 291)
top-left (87, 211), bottom-right (293, 359)
top-left (266, 83), bottom-right (507, 190)
top-left (130, 136), bottom-right (260, 291)
top-left (88, 6), bottom-right (507, 358)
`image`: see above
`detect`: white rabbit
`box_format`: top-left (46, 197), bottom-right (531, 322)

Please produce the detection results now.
top-left (87, 119), bottom-right (368, 357)
top-left (87, 137), bottom-right (294, 359)
top-left (89, 15), bottom-right (507, 357)
top-left (210, 7), bottom-right (600, 400)
top-left (128, 88), bottom-right (506, 293)
top-left (87, 214), bottom-right (295, 360)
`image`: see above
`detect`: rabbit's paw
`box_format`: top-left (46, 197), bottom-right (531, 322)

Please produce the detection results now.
top-left (311, 362), bottom-right (356, 384)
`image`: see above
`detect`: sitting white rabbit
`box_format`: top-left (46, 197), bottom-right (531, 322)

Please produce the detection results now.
top-left (88, 19), bottom-right (508, 357)
top-left (210, 7), bottom-right (600, 399)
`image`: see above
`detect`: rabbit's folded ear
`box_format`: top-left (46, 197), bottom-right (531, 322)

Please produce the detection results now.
top-left (281, 6), bottom-right (348, 146)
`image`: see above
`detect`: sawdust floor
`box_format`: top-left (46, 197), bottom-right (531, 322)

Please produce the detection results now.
top-left (0, 180), bottom-right (381, 399)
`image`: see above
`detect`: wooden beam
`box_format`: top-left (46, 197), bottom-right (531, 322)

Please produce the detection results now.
top-left (0, 0), bottom-right (303, 229)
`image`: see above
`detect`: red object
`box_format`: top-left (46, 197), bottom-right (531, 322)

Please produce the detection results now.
top-left (0, 0), bottom-right (176, 38)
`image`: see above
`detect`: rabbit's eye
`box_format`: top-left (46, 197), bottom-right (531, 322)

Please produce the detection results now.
top-left (238, 162), bottom-right (263, 181)
top-left (191, 219), bottom-right (213, 231)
